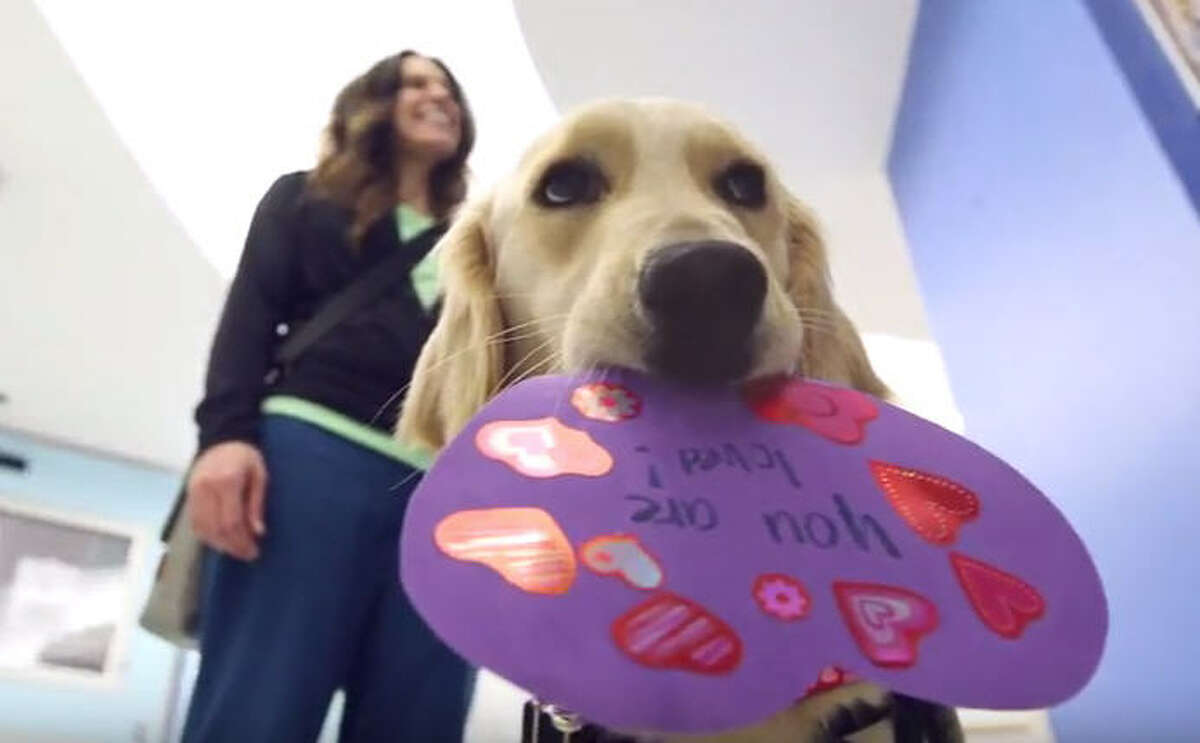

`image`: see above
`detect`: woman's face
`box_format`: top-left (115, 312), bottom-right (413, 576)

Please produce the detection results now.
top-left (394, 55), bottom-right (462, 163)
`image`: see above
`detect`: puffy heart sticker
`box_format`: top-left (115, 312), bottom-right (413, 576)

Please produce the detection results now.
top-left (833, 582), bottom-right (939, 668)
top-left (951, 552), bottom-right (1046, 639)
top-left (581, 534), bottom-right (663, 589)
top-left (434, 507), bottom-right (576, 595)
top-left (611, 592), bottom-right (743, 675)
top-left (401, 369), bottom-right (1107, 734)
top-left (476, 418), bottom-right (613, 478)
top-left (871, 461), bottom-right (980, 546)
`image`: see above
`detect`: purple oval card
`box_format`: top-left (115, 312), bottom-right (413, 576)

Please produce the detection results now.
top-left (400, 370), bottom-right (1106, 734)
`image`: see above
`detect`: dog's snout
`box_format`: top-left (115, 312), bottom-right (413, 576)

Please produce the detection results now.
top-left (638, 240), bottom-right (767, 383)
top-left (639, 241), bottom-right (767, 319)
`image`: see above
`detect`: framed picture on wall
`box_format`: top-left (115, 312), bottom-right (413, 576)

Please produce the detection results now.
top-left (1138, 0), bottom-right (1200, 108)
top-left (0, 496), bottom-right (143, 686)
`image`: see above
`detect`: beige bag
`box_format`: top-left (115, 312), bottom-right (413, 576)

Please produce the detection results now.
top-left (138, 491), bottom-right (203, 649)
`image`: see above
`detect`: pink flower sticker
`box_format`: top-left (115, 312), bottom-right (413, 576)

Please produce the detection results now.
top-left (743, 377), bottom-right (878, 444)
top-left (475, 418), bottom-right (613, 478)
top-left (571, 382), bottom-right (642, 422)
top-left (753, 573), bottom-right (811, 621)
top-left (580, 535), bottom-right (663, 590)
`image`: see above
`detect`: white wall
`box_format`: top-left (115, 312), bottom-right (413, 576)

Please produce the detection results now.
top-left (0, 0), bottom-right (224, 470)
top-left (803, 170), bottom-right (932, 341)
top-left (3, 0), bottom-right (561, 469)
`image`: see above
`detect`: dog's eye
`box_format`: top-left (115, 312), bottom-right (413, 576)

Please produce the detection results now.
top-left (535, 159), bottom-right (607, 207)
top-left (715, 161), bottom-right (767, 209)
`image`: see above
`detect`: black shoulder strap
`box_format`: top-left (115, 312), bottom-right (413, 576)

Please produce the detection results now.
top-left (273, 233), bottom-right (438, 367)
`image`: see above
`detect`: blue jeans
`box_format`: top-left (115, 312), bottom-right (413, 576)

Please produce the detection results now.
top-left (181, 415), bottom-right (474, 743)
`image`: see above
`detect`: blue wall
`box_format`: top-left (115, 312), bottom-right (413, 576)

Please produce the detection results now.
top-left (889, 1), bottom-right (1200, 740)
top-left (0, 430), bottom-right (179, 743)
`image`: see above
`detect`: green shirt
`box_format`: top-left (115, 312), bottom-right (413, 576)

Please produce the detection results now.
top-left (262, 204), bottom-right (441, 470)
top-left (400, 204), bottom-right (441, 312)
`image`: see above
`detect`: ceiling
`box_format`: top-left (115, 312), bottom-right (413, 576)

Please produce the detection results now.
top-left (1, 1), bottom-right (919, 470)
top-left (514, 0), bottom-right (918, 187)
top-left (30, 0), bottom-right (560, 279)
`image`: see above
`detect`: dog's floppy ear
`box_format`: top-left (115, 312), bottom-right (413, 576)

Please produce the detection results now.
top-left (784, 197), bottom-right (889, 398)
top-left (398, 199), bottom-right (505, 452)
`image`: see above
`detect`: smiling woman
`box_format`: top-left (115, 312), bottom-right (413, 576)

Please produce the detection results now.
top-left (309, 51), bottom-right (475, 243)
top-left (173, 50), bottom-right (479, 743)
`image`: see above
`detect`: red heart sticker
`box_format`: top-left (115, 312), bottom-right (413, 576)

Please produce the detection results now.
top-left (611, 592), bottom-right (743, 675)
top-left (870, 461), bottom-right (980, 546)
top-left (951, 553), bottom-right (1046, 639)
top-left (834, 582), bottom-right (939, 668)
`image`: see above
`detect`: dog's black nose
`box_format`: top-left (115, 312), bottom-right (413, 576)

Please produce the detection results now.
top-left (638, 240), bottom-right (767, 384)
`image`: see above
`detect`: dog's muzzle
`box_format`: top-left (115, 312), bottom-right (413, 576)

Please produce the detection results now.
top-left (638, 240), bottom-right (767, 384)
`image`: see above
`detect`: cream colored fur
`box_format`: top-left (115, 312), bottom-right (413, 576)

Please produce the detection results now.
top-left (401, 99), bottom-right (885, 453)
top-left (399, 99), bottom-right (893, 741)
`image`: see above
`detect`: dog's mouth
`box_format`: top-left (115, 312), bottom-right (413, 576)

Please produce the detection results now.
top-left (641, 329), bottom-right (756, 385)
top-left (637, 239), bottom-right (768, 385)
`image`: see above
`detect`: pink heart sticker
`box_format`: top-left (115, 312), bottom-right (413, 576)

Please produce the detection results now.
top-left (834, 582), bottom-right (939, 668)
top-left (476, 418), bottom-right (613, 478)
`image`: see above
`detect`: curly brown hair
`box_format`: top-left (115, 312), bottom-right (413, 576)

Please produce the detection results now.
top-left (308, 50), bottom-right (476, 243)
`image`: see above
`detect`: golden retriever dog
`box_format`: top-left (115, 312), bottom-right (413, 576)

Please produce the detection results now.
top-left (399, 99), bottom-right (962, 742)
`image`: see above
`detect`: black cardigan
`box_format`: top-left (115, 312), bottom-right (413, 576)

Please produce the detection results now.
top-left (194, 171), bottom-right (445, 452)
